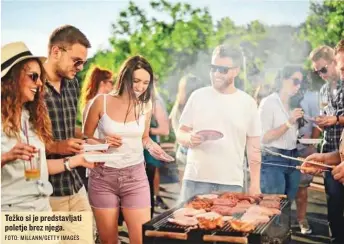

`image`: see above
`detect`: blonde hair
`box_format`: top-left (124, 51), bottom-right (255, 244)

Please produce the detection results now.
top-left (309, 45), bottom-right (334, 62)
top-left (335, 40), bottom-right (344, 55)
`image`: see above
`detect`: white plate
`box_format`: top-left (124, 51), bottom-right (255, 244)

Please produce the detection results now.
top-left (83, 143), bottom-right (110, 152)
top-left (298, 138), bottom-right (322, 145)
top-left (84, 153), bottom-right (124, 162)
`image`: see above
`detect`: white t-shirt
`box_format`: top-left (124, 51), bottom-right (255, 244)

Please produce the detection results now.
top-left (179, 86), bottom-right (261, 186)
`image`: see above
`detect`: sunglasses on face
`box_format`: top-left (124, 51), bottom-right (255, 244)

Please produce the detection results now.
top-left (59, 47), bottom-right (87, 68)
top-left (210, 64), bottom-right (236, 74)
top-left (314, 65), bottom-right (328, 75)
top-left (72, 58), bottom-right (87, 68)
top-left (292, 78), bottom-right (302, 86)
top-left (27, 72), bottom-right (40, 83)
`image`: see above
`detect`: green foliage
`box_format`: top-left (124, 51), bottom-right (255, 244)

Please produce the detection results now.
top-left (77, 0), bottom-right (344, 142)
top-left (300, 0), bottom-right (344, 49)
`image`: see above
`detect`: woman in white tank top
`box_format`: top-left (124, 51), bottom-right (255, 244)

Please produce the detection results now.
top-left (83, 56), bottom-right (172, 244)
top-left (80, 67), bottom-right (115, 186)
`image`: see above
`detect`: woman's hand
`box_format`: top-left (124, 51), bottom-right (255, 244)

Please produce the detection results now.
top-left (105, 134), bottom-right (123, 148)
top-left (6, 142), bottom-right (37, 162)
top-left (146, 142), bottom-right (174, 163)
top-left (289, 108), bottom-right (304, 124)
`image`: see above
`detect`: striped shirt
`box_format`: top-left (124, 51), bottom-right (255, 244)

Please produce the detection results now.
top-left (44, 78), bottom-right (83, 196)
top-left (259, 92), bottom-right (298, 150)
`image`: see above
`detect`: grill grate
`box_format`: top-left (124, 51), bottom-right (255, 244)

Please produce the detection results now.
top-left (151, 199), bottom-right (288, 235)
top-left (143, 197), bottom-right (291, 243)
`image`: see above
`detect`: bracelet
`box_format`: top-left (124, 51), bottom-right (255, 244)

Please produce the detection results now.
top-left (285, 121), bottom-right (292, 129)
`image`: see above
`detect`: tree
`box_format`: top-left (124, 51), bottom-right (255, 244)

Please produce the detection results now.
top-left (301, 0), bottom-right (344, 49)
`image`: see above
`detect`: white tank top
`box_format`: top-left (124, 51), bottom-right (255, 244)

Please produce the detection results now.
top-left (98, 94), bottom-right (147, 168)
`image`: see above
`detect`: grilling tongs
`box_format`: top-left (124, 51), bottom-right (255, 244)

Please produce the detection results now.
top-left (259, 147), bottom-right (334, 169)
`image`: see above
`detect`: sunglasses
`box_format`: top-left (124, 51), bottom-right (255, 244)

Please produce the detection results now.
top-left (72, 59), bottom-right (87, 68)
top-left (314, 65), bottom-right (328, 75)
top-left (292, 78), bottom-right (302, 86)
top-left (59, 47), bottom-right (87, 68)
top-left (27, 72), bottom-right (40, 83)
top-left (210, 64), bottom-right (236, 74)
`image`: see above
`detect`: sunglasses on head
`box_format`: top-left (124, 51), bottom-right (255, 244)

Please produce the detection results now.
top-left (210, 64), bottom-right (236, 74)
top-left (314, 65), bottom-right (328, 75)
top-left (27, 72), bottom-right (40, 83)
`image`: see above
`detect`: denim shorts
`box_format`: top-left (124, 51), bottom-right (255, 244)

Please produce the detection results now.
top-left (180, 179), bottom-right (243, 203)
top-left (88, 162), bottom-right (150, 209)
top-left (261, 148), bottom-right (301, 201)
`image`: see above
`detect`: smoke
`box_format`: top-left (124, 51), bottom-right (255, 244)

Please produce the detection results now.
top-left (160, 24), bottom-right (312, 106)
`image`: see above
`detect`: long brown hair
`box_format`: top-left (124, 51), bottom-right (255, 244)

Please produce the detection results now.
top-left (114, 55), bottom-right (155, 122)
top-left (1, 58), bottom-right (52, 144)
top-left (80, 66), bottom-right (113, 109)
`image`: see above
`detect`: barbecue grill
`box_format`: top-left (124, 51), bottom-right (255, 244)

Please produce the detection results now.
top-left (143, 198), bottom-right (291, 244)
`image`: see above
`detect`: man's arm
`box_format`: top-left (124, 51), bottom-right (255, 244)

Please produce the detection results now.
top-left (315, 115), bottom-right (344, 127)
top-left (75, 126), bottom-right (83, 139)
top-left (323, 151), bottom-right (341, 165)
top-left (46, 138), bottom-right (84, 155)
top-left (246, 136), bottom-right (261, 195)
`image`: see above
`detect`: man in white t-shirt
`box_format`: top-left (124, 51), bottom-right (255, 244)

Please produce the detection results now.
top-left (176, 45), bottom-right (262, 201)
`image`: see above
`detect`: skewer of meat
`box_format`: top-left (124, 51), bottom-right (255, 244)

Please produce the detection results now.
top-left (261, 162), bottom-right (330, 174)
top-left (260, 147), bottom-right (334, 169)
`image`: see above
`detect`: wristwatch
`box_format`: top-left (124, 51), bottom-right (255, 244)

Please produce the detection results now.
top-left (63, 157), bottom-right (72, 171)
top-left (336, 115), bottom-right (340, 125)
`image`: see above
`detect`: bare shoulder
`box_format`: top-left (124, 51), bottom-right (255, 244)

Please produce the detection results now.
top-left (143, 100), bottom-right (153, 114)
top-left (90, 94), bottom-right (106, 111)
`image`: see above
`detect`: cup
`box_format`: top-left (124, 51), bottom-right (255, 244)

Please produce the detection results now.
top-left (24, 149), bottom-right (41, 181)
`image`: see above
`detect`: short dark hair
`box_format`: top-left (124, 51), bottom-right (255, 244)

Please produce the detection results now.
top-left (48, 25), bottom-right (91, 52)
top-left (274, 65), bottom-right (303, 91)
top-left (334, 39), bottom-right (344, 55)
top-left (212, 45), bottom-right (243, 67)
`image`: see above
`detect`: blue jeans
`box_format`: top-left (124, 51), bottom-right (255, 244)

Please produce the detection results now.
top-left (324, 171), bottom-right (344, 243)
top-left (180, 179), bottom-right (242, 203)
top-left (260, 148), bottom-right (301, 201)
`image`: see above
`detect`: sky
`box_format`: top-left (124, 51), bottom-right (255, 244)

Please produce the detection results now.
top-left (1, 0), bottom-right (312, 57)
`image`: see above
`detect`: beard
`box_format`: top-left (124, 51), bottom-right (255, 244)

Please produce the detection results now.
top-left (56, 63), bottom-right (75, 80)
top-left (211, 77), bottom-right (232, 91)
